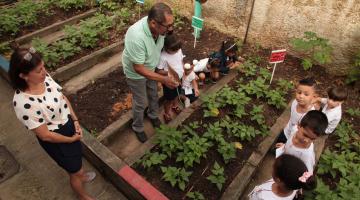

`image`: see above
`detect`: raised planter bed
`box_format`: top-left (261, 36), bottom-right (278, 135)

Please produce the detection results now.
top-left (0, 1), bottom-right (95, 43)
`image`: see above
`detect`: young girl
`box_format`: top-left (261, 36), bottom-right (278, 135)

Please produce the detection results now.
top-left (249, 154), bottom-right (317, 200)
top-left (182, 63), bottom-right (200, 107)
top-left (156, 34), bottom-right (184, 123)
top-left (195, 39), bottom-right (241, 84)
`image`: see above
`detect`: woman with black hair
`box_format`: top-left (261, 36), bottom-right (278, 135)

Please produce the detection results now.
top-left (8, 47), bottom-right (95, 200)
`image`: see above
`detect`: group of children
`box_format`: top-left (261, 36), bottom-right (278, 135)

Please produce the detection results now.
top-left (157, 34), bottom-right (241, 123)
top-left (249, 77), bottom-right (347, 200)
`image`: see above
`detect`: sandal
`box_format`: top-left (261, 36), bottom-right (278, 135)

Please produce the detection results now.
top-left (84, 171), bottom-right (96, 182)
top-left (163, 113), bottom-right (172, 124)
top-left (172, 106), bottom-right (182, 114)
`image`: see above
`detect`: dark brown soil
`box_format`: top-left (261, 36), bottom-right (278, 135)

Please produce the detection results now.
top-left (68, 69), bottom-right (130, 133)
top-left (0, 6), bottom-right (92, 43)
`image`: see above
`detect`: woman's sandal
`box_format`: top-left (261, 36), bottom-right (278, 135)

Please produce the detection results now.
top-left (172, 106), bottom-right (182, 114)
top-left (163, 113), bottom-right (172, 124)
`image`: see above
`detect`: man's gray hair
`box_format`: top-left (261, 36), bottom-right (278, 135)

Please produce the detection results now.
top-left (148, 2), bottom-right (172, 23)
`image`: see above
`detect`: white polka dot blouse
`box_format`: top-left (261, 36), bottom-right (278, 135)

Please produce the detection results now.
top-left (13, 74), bottom-right (71, 131)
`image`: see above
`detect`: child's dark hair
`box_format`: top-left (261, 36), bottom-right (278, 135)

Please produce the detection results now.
top-left (298, 77), bottom-right (317, 87)
top-left (209, 58), bottom-right (220, 69)
top-left (220, 39), bottom-right (238, 54)
top-left (300, 110), bottom-right (328, 136)
top-left (327, 87), bottom-right (347, 101)
top-left (164, 34), bottom-right (182, 52)
top-left (8, 47), bottom-right (43, 91)
top-left (274, 154), bottom-right (317, 191)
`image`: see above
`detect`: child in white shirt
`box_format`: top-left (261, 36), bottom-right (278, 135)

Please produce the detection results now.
top-left (182, 63), bottom-right (199, 107)
top-left (276, 110), bottom-right (328, 173)
top-left (249, 154), bottom-right (317, 200)
top-left (276, 78), bottom-right (317, 144)
top-left (156, 34), bottom-right (184, 123)
top-left (315, 87), bottom-right (347, 134)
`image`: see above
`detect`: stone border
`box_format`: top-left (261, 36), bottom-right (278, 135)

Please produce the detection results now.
top-left (81, 129), bottom-right (146, 200)
top-left (51, 41), bottom-right (123, 83)
top-left (4, 9), bottom-right (97, 46)
top-left (221, 103), bottom-right (291, 199)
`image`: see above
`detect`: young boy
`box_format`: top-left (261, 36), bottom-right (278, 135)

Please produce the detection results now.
top-left (276, 110), bottom-right (328, 173)
top-left (277, 78), bottom-right (318, 144)
top-left (316, 87), bottom-right (347, 134)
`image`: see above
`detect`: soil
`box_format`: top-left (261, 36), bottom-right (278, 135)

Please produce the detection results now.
top-left (0, 6), bottom-right (92, 43)
top-left (68, 69), bottom-right (130, 133)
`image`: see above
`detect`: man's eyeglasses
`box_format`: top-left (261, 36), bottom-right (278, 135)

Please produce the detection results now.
top-left (155, 20), bottom-right (174, 30)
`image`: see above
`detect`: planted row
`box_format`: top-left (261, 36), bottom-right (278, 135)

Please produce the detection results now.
top-left (0, 0), bottom-right (94, 37)
top-left (32, 8), bottom-right (132, 69)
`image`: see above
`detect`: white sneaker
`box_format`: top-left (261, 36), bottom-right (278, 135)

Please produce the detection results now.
top-left (184, 98), bottom-right (191, 108)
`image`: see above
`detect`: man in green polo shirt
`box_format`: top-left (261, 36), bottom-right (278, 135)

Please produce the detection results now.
top-left (122, 3), bottom-right (178, 142)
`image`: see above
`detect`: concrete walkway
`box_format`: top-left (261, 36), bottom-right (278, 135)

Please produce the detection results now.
top-left (0, 76), bottom-right (127, 200)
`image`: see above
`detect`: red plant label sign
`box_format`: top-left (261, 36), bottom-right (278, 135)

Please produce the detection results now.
top-left (269, 49), bottom-right (287, 63)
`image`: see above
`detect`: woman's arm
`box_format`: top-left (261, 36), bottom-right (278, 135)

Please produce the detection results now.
top-left (33, 124), bottom-right (81, 143)
top-left (63, 95), bottom-right (82, 135)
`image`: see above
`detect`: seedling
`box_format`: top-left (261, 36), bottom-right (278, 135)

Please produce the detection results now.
top-left (207, 162), bottom-right (226, 190)
top-left (161, 166), bottom-right (192, 191)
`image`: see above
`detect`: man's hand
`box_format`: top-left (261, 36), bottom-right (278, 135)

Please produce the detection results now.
top-left (162, 76), bottom-right (179, 89)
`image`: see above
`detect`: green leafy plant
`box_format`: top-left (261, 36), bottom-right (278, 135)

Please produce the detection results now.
top-left (217, 138), bottom-right (236, 163)
top-left (305, 118), bottom-right (360, 200)
top-left (241, 77), bottom-right (269, 98)
top-left (276, 78), bottom-right (294, 95)
top-left (99, 0), bottom-right (119, 11)
top-left (64, 13), bottom-right (113, 48)
top-left (203, 122), bottom-right (223, 142)
top-left (139, 152), bottom-right (167, 169)
top-left (238, 60), bottom-right (258, 76)
top-left (290, 31), bottom-right (333, 70)
top-left (207, 162), bottom-right (226, 190)
top-left (176, 134), bottom-right (213, 168)
top-left (202, 93), bottom-right (221, 117)
top-left (346, 108), bottom-right (360, 117)
top-left (265, 90), bottom-right (287, 109)
top-left (250, 105), bottom-right (265, 125)
top-left (161, 166), bottom-right (192, 191)
top-left (155, 125), bottom-right (185, 157)
top-left (186, 191), bottom-right (205, 200)
top-left (259, 67), bottom-right (271, 80)
top-left (57, 0), bottom-right (88, 10)
top-left (346, 51), bottom-right (360, 85)
top-left (32, 38), bottom-right (60, 69)
top-left (53, 39), bottom-right (81, 60)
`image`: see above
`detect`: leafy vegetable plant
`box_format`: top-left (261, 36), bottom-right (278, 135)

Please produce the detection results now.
top-left (207, 162), bottom-right (226, 190)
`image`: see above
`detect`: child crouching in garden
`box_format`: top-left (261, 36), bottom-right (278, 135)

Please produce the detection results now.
top-left (156, 34), bottom-right (184, 123)
top-left (194, 39), bottom-right (242, 84)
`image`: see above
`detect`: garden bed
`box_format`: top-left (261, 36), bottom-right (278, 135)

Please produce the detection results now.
top-left (68, 68), bottom-right (130, 133)
top-left (0, 0), bottom-right (94, 43)
top-left (132, 56), bottom-right (295, 199)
